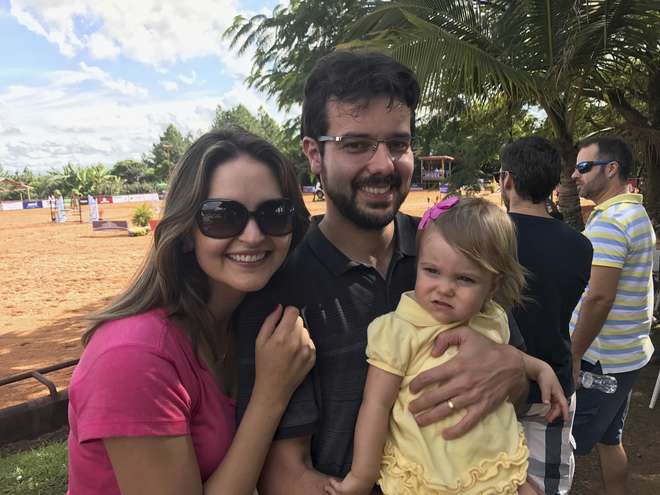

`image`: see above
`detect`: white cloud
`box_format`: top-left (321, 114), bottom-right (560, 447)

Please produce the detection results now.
top-left (10, 0), bottom-right (258, 76)
top-left (87, 32), bottom-right (120, 60)
top-left (0, 72), bottom-right (279, 173)
top-left (10, 0), bottom-right (85, 58)
top-left (159, 80), bottom-right (179, 92)
top-left (178, 70), bottom-right (197, 85)
top-left (79, 62), bottom-right (149, 97)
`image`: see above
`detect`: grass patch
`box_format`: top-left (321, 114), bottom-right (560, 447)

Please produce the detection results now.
top-left (0, 439), bottom-right (67, 494)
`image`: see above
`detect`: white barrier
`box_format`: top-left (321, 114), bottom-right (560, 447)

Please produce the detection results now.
top-left (0, 201), bottom-right (24, 211)
top-left (111, 193), bottom-right (159, 204)
top-left (1, 193), bottom-right (160, 211)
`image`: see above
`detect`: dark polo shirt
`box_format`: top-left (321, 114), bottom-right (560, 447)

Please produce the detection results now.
top-left (235, 213), bottom-right (419, 476)
top-left (235, 212), bottom-right (526, 477)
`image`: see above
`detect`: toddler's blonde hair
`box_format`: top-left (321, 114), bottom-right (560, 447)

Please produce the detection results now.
top-left (417, 197), bottom-right (526, 310)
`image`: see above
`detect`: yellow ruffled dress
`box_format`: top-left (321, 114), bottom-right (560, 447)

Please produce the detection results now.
top-left (367, 291), bottom-right (528, 495)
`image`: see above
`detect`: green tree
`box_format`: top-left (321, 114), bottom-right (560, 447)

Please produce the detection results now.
top-left (224, 0), bottom-right (370, 111)
top-left (111, 159), bottom-right (153, 184)
top-left (147, 124), bottom-right (190, 182)
top-left (49, 163), bottom-right (121, 196)
top-left (416, 98), bottom-right (543, 189)
top-left (212, 104), bottom-right (311, 185)
top-left (581, 58), bottom-right (660, 222)
top-left (345, 0), bottom-right (659, 229)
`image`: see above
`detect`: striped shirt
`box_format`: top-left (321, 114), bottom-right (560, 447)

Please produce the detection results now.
top-left (570, 193), bottom-right (655, 373)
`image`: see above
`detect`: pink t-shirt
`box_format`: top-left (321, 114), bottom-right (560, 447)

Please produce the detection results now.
top-left (67, 309), bottom-right (236, 494)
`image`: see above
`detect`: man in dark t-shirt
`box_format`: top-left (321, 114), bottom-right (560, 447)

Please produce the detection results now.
top-left (236, 52), bottom-right (531, 494)
top-left (500, 137), bottom-right (593, 495)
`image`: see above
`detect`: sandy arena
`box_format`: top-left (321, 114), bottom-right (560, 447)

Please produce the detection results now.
top-left (1, 190), bottom-right (659, 493)
top-left (0, 190), bottom-right (447, 408)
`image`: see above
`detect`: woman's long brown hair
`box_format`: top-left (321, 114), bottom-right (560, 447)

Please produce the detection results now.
top-left (82, 126), bottom-right (310, 361)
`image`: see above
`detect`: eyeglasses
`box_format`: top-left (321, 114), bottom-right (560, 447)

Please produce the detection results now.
top-left (317, 135), bottom-right (413, 162)
top-left (575, 160), bottom-right (615, 174)
top-left (197, 198), bottom-right (295, 239)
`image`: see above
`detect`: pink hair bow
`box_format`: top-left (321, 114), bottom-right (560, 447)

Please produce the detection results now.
top-left (418, 196), bottom-right (459, 230)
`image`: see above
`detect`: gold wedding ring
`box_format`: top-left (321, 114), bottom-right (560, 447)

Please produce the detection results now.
top-left (447, 399), bottom-right (456, 410)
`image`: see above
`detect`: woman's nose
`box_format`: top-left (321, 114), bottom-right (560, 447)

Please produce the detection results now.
top-left (237, 217), bottom-right (266, 244)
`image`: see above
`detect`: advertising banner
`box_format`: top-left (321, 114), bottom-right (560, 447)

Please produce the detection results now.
top-left (97, 195), bottom-right (114, 204)
top-left (111, 195), bottom-right (130, 204)
top-left (127, 193), bottom-right (159, 202)
top-left (22, 200), bottom-right (43, 209)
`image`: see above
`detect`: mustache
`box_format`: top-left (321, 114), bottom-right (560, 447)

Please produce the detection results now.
top-left (353, 174), bottom-right (402, 189)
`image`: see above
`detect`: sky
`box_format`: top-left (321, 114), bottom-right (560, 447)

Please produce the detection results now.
top-left (0, 0), bottom-right (287, 174)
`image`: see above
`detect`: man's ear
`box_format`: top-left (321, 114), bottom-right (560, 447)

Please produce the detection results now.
top-left (503, 171), bottom-right (514, 190)
top-left (607, 161), bottom-right (620, 179)
top-left (302, 136), bottom-right (322, 175)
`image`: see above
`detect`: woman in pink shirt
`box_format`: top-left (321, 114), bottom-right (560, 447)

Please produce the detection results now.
top-left (67, 127), bottom-right (316, 494)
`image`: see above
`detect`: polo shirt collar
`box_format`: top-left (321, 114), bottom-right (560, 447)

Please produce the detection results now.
top-left (306, 213), bottom-right (418, 276)
top-left (594, 193), bottom-right (643, 213)
top-left (588, 193), bottom-right (643, 224)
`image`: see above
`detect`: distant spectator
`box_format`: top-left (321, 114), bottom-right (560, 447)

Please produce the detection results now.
top-left (500, 136), bottom-right (593, 494)
top-left (570, 135), bottom-right (655, 495)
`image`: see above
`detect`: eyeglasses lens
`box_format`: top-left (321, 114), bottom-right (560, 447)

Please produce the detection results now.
top-left (338, 137), bottom-right (411, 161)
top-left (256, 201), bottom-right (294, 236)
top-left (576, 162), bottom-right (593, 174)
top-left (198, 199), bottom-right (294, 239)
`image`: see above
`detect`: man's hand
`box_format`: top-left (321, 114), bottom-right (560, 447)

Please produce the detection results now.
top-left (408, 325), bottom-right (526, 439)
top-left (324, 473), bottom-right (373, 495)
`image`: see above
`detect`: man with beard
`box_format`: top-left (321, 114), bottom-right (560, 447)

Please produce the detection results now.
top-left (499, 137), bottom-right (592, 494)
top-left (570, 136), bottom-right (655, 495)
top-left (235, 51), bottom-right (529, 494)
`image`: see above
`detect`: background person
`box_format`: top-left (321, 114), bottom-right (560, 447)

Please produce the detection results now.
top-left (66, 127), bottom-right (315, 495)
top-left (570, 135), bottom-right (655, 495)
top-left (500, 137), bottom-right (593, 494)
top-left (328, 197), bottom-right (568, 495)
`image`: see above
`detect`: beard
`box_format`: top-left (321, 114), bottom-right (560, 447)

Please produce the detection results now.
top-left (321, 164), bottom-right (407, 230)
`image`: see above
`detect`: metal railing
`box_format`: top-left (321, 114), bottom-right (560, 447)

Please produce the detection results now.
top-left (0, 359), bottom-right (79, 401)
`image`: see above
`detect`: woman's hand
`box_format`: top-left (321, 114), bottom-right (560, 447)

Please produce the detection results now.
top-left (253, 305), bottom-right (316, 409)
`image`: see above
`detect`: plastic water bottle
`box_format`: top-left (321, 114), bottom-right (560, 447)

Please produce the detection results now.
top-left (579, 370), bottom-right (618, 394)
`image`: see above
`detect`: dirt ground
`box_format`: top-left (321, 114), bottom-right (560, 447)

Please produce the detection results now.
top-left (1, 190), bottom-right (659, 493)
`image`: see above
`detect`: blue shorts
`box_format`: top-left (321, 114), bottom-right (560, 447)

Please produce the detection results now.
top-left (573, 360), bottom-right (641, 455)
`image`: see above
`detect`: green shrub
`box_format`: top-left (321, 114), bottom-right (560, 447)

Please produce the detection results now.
top-left (131, 203), bottom-right (154, 227)
top-left (0, 440), bottom-right (68, 494)
top-left (128, 226), bottom-right (150, 237)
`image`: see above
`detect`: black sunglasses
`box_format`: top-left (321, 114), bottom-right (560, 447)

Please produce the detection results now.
top-left (575, 160), bottom-right (614, 174)
top-left (197, 198), bottom-right (295, 239)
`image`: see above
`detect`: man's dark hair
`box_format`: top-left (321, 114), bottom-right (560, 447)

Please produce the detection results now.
top-left (500, 137), bottom-right (561, 204)
top-left (578, 135), bottom-right (633, 180)
top-left (301, 51), bottom-right (420, 142)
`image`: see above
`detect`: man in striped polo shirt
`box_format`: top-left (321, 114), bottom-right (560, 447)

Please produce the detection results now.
top-left (570, 135), bottom-right (655, 495)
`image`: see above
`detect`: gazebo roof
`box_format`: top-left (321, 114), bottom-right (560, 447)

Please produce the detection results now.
top-left (0, 177), bottom-right (33, 192)
top-left (418, 155), bottom-right (455, 162)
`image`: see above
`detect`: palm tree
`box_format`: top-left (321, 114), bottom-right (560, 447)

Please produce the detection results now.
top-left (345, 0), bottom-right (659, 229)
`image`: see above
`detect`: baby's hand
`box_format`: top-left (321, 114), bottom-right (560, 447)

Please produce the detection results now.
top-left (324, 472), bottom-right (373, 495)
top-left (536, 364), bottom-right (569, 423)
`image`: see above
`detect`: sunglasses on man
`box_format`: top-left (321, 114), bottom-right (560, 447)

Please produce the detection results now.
top-left (197, 198), bottom-right (295, 239)
top-left (575, 160), bottom-right (616, 174)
